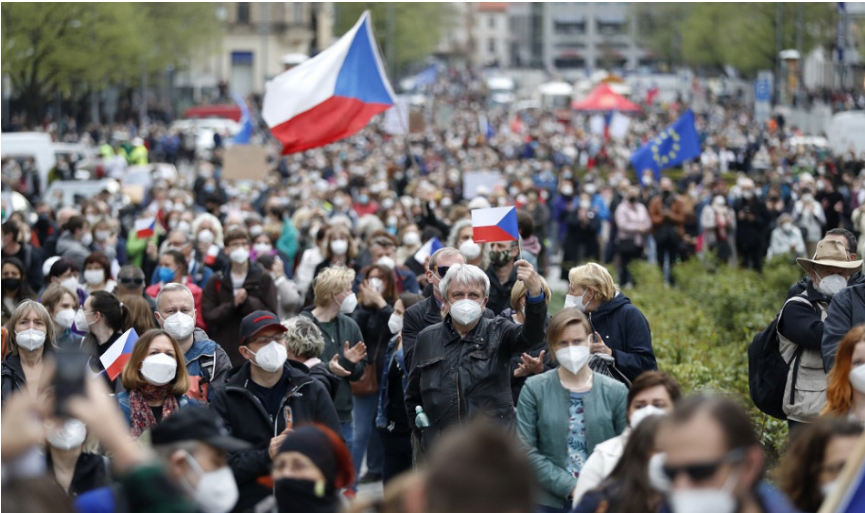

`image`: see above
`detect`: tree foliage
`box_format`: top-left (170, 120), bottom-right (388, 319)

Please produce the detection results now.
top-left (631, 3), bottom-right (836, 76)
top-left (334, 3), bottom-right (454, 77)
top-left (1, 2), bottom-right (221, 122)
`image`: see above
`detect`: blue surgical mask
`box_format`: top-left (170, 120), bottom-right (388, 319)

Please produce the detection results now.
top-left (156, 266), bottom-right (176, 283)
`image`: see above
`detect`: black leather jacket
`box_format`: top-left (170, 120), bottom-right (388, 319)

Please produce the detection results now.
top-left (404, 297), bottom-right (547, 450)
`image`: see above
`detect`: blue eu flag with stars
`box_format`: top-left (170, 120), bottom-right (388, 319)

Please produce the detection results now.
top-left (630, 110), bottom-right (701, 184)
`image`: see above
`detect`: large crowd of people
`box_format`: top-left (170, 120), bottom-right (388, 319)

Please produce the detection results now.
top-left (2, 63), bottom-right (865, 513)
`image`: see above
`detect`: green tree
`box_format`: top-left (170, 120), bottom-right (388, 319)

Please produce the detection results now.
top-left (1, 2), bottom-right (222, 123)
top-left (631, 3), bottom-right (691, 71)
top-left (334, 3), bottom-right (454, 77)
top-left (631, 3), bottom-right (836, 76)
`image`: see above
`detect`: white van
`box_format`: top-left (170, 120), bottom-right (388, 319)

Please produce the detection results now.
top-left (1, 132), bottom-right (57, 192)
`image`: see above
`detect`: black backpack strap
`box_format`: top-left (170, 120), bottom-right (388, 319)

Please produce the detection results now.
top-left (199, 353), bottom-right (215, 382)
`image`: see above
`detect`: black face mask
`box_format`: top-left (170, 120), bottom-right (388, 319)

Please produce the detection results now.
top-left (2, 278), bottom-right (21, 291)
top-left (274, 478), bottom-right (339, 513)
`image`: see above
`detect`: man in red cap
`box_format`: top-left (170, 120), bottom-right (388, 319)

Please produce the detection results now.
top-left (210, 310), bottom-right (341, 512)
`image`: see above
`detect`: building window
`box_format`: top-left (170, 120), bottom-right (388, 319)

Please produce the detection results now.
top-left (237, 2), bottom-right (250, 24)
top-left (596, 17), bottom-right (626, 36)
top-left (554, 18), bottom-right (586, 35)
top-left (488, 15), bottom-right (496, 29)
top-left (488, 38), bottom-right (496, 53)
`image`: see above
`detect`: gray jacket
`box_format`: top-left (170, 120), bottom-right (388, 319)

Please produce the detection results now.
top-left (778, 291), bottom-right (829, 422)
top-left (56, 232), bottom-right (92, 269)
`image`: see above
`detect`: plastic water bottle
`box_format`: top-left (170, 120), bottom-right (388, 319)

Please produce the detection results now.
top-left (415, 406), bottom-right (430, 429)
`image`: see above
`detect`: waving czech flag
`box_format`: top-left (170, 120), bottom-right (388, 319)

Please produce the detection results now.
top-left (263, 11), bottom-right (396, 154)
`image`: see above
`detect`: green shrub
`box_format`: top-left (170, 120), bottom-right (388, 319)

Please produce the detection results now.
top-left (624, 257), bottom-right (802, 462)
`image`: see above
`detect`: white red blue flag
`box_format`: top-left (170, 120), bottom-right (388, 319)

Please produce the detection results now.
top-left (414, 237), bottom-right (443, 265)
top-left (471, 207), bottom-right (519, 243)
top-left (135, 217), bottom-right (156, 239)
top-left (99, 328), bottom-right (139, 381)
top-left (262, 11), bottom-right (396, 154)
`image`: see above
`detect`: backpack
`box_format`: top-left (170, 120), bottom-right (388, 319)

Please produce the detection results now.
top-left (748, 296), bottom-right (809, 420)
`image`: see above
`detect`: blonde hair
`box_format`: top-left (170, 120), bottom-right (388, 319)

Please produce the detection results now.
top-left (568, 262), bottom-right (616, 303)
top-left (510, 276), bottom-right (552, 311)
top-left (313, 266), bottom-right (356, 308)
top-left (7, 300), bottom-right (56, 356)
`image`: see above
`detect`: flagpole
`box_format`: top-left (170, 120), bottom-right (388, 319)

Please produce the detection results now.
top-left (367, 10), bottom-right (424, 175)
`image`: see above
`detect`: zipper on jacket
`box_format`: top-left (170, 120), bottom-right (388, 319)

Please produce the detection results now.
top-left (455, 368), bottom-right (462, 423)
top-left (273, 381), bottom-right (312, 436)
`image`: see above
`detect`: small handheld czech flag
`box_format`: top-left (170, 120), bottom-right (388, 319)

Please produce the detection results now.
top-left (471, 207), bottom-right (519, 243)
top-left (99, 328), bottom-right (139, 381)
top-left (135, 217), bottom-right (156, 239)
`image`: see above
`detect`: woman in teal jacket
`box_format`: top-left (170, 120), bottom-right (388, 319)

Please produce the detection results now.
top-left (516, 307), bottom-right (628, 512)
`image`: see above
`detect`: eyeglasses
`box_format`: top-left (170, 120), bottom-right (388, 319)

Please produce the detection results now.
top-left (435, 266), bottom-right (451, 279)
top-left (662, 448), bottom-right (744, 482)
top-left (250, 335), bottom-right (283, 346)
top-left (119, 278), bottom-right (144, 285)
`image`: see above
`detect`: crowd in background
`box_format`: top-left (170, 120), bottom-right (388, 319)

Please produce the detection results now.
top-left (2, 63), bottom-right (865, 513)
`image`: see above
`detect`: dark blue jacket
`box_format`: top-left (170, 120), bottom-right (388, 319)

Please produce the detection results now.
top-left (588, 293), bottom-right (656, 382)
top-left (822, 283), bottom-right (865, 371)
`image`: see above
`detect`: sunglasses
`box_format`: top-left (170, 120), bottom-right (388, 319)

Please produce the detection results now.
top-left (435, 266), bottom-right (450, 279)
top-left (119, 278), bottom-right (144, 285)
top-left (662, 448), bottom-right (744, 482)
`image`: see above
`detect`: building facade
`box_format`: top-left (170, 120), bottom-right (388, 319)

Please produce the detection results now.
top-left (508, 2), bottom-right (650, 74)
top-left (176, 2), bottom-right (333, 102)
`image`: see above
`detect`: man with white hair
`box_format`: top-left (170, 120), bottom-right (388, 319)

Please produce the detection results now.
top-left (405, 259), bottom-right (546, 451)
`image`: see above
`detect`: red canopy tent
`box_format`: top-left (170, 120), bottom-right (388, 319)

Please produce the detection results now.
top-left (572, 83), bottom-right (641, 112)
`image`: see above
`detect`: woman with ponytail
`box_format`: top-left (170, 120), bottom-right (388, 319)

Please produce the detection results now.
top-left (77, 290), bottom-right (132, 389)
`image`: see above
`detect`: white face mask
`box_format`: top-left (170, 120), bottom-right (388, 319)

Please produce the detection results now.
top-left (161, 312), bottom-right (196, 340)
top-left (54, 308), bottom-right (76, 329)
top-left (74, 308), bottom-right (92, 333)
top-left (388, 313), bottom-right (403, 334)
top-left (781, 222), bottom-right (793, 233)
top-left (61, 276), bottom-right (80, 294)
top-left (86, 214), bottom-right (101, 226)
top-left (376, 256), bottom-right (396, 270)
top-left (648, 453), bottom-right (671, 493)
top-left (230, 247), bottom-right (250, 264)
top-left (369, 277), bottom-right (384, 293)
top-left (330, 239), bottom-right (348, 256)
top-left (669, 468), bottom-right (739, 513)
top-left (459, 240), bottom-right (482, 260)
top-left (80, 232), bottom-right (93, 246)
top-left (198, 229), bottom-right (215, 244)
top-left (403, 232), bottom-right (421, 247)
top-left (183, 453), bottom-right (239, 513)
top-left (140, 353), bottom-right (178, 386)
top-left (253, 242), bottom-right (272, 253)
top-left (556, 345), bottom-right (590, 374)
top-left (95, 230), bottom-right (111, 242)
top-left (46, 419), bottom-right (87, 451)
top-left (849, 364), bottom-right (865, 393)
top-left (817, 273), bottom-right (848, 297)
top-left (16, 328), bottom-right (47, 351)
top-left (630, 404), bottom-right (667, 428)
top-left (84, 269), bottom-right (105, 285)
top-left (821, 479), bottom-right (838, 499)
top-left (449, 299), bottom-right (483, 326)
top-left (339, 293), bottom-right (358, 314)
top-left (564, 293), bottom-right (588, 312)
top-left (248, 341), bottom-right (288, 373)
top-left (177, 220), bottom-right (192, 234)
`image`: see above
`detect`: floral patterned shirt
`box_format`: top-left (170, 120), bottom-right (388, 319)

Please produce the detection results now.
top-left (566, 391), bottom-right (589, 479)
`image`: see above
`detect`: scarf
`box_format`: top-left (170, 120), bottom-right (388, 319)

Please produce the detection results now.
top-left (274, 478), bottom-right (341, 513)
top-left (128, 384), bottom-right (179, 438)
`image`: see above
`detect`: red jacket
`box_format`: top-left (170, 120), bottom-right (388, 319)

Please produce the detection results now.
top-left (146, 278), bottom-right (207, 331)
